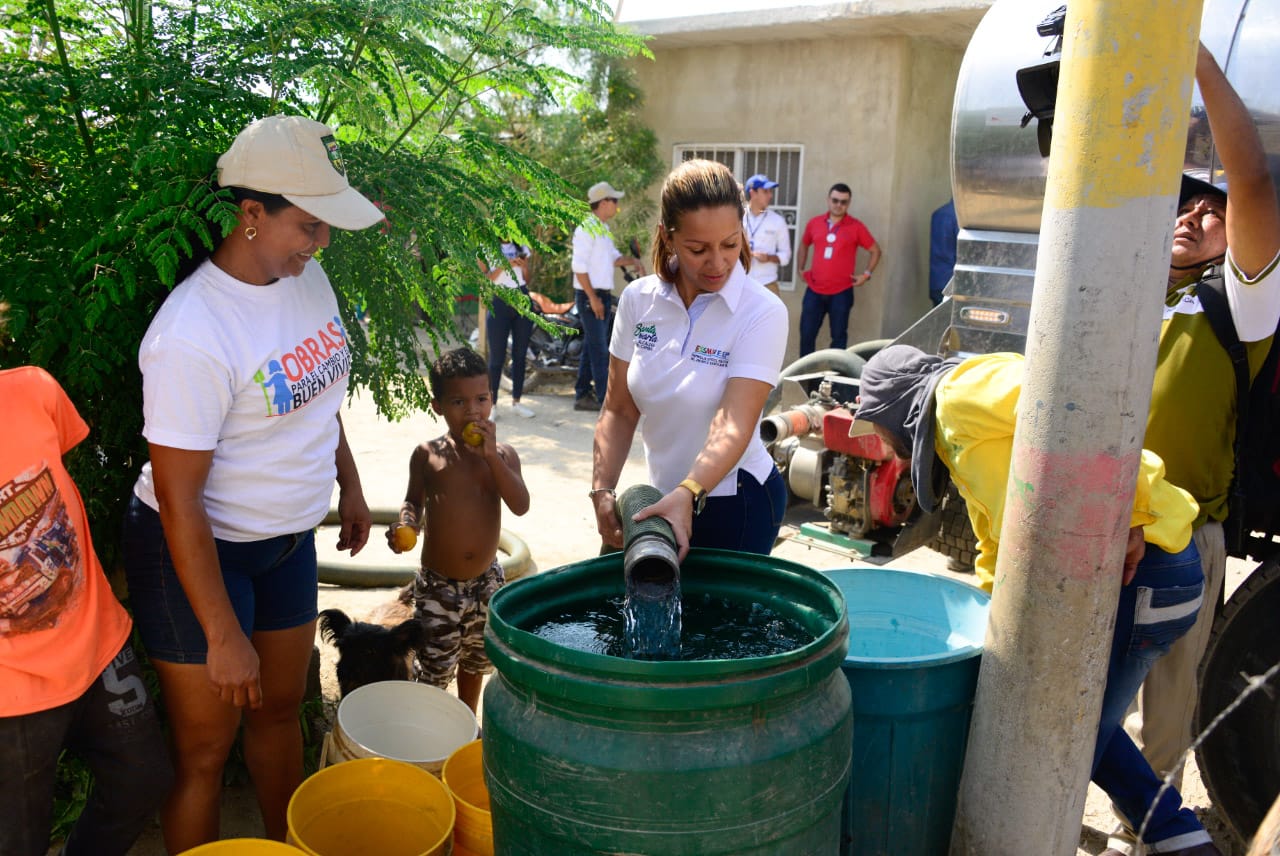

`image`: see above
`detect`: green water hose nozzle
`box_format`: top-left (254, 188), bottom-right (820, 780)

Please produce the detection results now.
top-left (617, 484), bottom-right (680, 597)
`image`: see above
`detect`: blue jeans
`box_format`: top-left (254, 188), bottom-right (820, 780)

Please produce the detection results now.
top-left (0, 642), bottom-right (172, 856)
top-left (487, 288), bottom-right (534, 401)
top-left (575, 290), bottom-right (612, 402)
top-left (122, 496), bottom-right (318, 664)
top-left (1092, 541), bottom-right (1209, 851)
top-left (688, 467), bottom-right (787, 555)
top-left (798, 287), bottom-right (854, 356)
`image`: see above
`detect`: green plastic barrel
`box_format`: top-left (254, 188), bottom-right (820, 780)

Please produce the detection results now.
top-left (483, 548), bottom-right (853, 855)
top-left (823, 568), bottom-right (990, 856)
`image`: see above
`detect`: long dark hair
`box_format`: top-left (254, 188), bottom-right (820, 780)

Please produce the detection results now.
top-left (651, 159), bottom-right (751, 280)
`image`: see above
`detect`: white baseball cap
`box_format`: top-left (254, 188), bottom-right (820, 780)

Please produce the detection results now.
top-left (587, 181), bottom-right (625, 204)
top-left (216, 115), bottom-right (384, 231)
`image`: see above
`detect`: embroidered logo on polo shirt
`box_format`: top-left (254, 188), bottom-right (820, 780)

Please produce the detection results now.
top-left (691, 344), bottom-right (730, 368)
top-left (634, 322), bottom-right (658, 351)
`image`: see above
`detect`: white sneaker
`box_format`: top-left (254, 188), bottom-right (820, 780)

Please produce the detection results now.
top-left (510, 401), bottom-right (535, 419)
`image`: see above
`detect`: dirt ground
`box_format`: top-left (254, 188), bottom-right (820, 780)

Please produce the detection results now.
top-left (124, 372), bottom-right (1249, 855)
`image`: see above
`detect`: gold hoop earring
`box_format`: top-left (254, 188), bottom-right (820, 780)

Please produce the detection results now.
top-left (245, 226), bottom-right (258, 241)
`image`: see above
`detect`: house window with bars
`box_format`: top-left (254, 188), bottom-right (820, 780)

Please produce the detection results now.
top-left (673, 144), bottom-right (804, 291)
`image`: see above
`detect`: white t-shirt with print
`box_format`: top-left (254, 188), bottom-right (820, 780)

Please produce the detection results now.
top-left (610, 265), bottom-right (787, 496)
top-left (133, 259), bottom-right (351, 541)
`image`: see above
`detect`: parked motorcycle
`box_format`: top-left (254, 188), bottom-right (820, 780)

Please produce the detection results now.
top-left (501, 238), bottom-right (644, 393)
top-left (499, 292), bottom-right (590, 393)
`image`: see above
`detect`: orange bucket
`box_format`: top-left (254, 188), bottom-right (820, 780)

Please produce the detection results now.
top-left (286, 757), bottom-right (454, 856)
top-left (441, 739), bottom-right (492, 856)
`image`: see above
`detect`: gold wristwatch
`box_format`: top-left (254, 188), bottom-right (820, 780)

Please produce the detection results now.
top-left (678, 478), bottom-right (708, 515)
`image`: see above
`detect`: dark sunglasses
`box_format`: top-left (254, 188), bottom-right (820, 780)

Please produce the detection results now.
top-left (830, 197), bottom-right (850, 205)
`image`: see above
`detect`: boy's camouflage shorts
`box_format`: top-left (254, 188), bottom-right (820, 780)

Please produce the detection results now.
top-left (410, 559), bottom-right (504, 687)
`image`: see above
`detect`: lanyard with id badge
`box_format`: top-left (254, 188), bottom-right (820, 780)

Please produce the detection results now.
top-left (823, 220), bottom-right (839, 259)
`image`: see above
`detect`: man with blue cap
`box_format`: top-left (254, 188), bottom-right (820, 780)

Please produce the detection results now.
top-left (742, 174), bottom-right (792, 297)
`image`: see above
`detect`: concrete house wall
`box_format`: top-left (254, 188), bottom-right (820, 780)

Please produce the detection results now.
top-left (621, 2), bottom-right (990, 361)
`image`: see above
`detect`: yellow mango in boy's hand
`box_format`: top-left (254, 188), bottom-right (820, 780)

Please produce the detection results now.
top-left (391, 524), bottom-right (417, 552)
top-left (462, 422), bottom-right (484, 446)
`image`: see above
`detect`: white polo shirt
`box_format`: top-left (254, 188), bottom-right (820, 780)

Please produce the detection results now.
top-left (571, 215), bottom-right (621, 293)
top-left (742, 208), bottom-right (792, 286)
top-left (610, 264), bottom-right (787, 496)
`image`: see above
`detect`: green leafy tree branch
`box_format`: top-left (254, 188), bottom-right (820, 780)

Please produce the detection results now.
top-left (0, 0), bottom-right (651, 572)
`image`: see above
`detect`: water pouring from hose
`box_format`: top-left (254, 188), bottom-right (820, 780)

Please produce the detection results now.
top-left (617, 484), bottom-right (682, 658)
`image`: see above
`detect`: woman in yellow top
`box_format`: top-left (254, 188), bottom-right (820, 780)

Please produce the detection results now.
top-left (855, 345), bottom-right (1218, 856)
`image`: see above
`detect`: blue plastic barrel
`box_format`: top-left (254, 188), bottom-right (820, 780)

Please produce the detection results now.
top-left (822, 568), bottom-right (990, 856)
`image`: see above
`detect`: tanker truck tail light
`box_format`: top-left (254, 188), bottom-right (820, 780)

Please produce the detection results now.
top-left (959, 306), bottom-right (1011, 326)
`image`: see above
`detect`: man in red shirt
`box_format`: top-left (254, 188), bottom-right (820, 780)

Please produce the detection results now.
top-left (795, 183), bottom-right (882, 355)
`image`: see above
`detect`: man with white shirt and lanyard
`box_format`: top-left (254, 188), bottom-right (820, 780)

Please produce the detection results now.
top-left (795, 182), bottom-right (882, 356)
top-left (742, 174), bottom-right (792, 297)
top-left (572, 181), bottom-right (645, 413)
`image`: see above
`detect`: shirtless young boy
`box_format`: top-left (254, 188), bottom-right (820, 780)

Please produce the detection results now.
top-left (386, 348), bottom-right (529, 711)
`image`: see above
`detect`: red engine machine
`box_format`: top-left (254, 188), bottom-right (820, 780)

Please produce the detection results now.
top-left (762, 370), bottom-right (947, 559)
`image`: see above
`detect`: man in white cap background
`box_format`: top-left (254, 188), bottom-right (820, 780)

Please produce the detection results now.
top-left (1104, 43), bottom-right (1280, 856)
top-left (571, 180), bottom-right (644, 412)
top-left (742, 174), bottom-right (792, 297)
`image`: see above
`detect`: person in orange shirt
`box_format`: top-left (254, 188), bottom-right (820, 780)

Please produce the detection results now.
top-left (0, 307), bottom-right (172, 856)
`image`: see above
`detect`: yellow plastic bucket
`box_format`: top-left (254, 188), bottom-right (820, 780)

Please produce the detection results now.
top-left (286, 757), bottom-right (455, 856)
top-left (177, 841), bottom-right (302, 854)
top-left (441, 740), bottom-right (493, 856)
top-left (329, 680), bottom-right (477, 776)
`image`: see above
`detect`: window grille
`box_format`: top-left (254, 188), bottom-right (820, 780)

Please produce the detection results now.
top-left (674, 144), bottom-right (804, 291)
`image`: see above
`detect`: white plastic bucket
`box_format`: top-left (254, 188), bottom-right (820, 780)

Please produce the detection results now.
top-left (329, 680), bottom-right (478, 776)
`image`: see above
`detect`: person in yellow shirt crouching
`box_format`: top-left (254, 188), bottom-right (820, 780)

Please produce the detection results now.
top-left (854, 345), bottom-right (1220, 856)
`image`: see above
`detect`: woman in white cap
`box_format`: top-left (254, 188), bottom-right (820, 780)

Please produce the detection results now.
top-left (121, 115), bottom-right (383, 850)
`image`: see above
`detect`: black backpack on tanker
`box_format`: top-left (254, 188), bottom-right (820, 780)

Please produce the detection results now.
top-left (1196, 271), bottom-right (1280, 559)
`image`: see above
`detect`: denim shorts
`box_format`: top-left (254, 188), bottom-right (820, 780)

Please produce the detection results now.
top-left (122, 495), bottom-right (319, 664)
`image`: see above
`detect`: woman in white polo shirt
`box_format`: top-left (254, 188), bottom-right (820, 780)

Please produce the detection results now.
top-left (590, 159), bottom-right (789, 559)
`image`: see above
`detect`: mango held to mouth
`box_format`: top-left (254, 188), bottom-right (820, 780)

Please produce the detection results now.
top-left (462, 422), bottom-right (484, 446)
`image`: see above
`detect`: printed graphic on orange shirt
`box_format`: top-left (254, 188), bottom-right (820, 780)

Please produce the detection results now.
top-left (0, 463), bottom-right (80, 634)
top-left (252, 315), bottom-right (351, 418)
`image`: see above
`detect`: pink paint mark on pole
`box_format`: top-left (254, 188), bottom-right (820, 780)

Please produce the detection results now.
top-left (1001, 445), bottom-right (1139, 583)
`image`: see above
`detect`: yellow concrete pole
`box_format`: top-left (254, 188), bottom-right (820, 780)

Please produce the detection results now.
top-left (950, 2), bottom-right (1203, 854)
